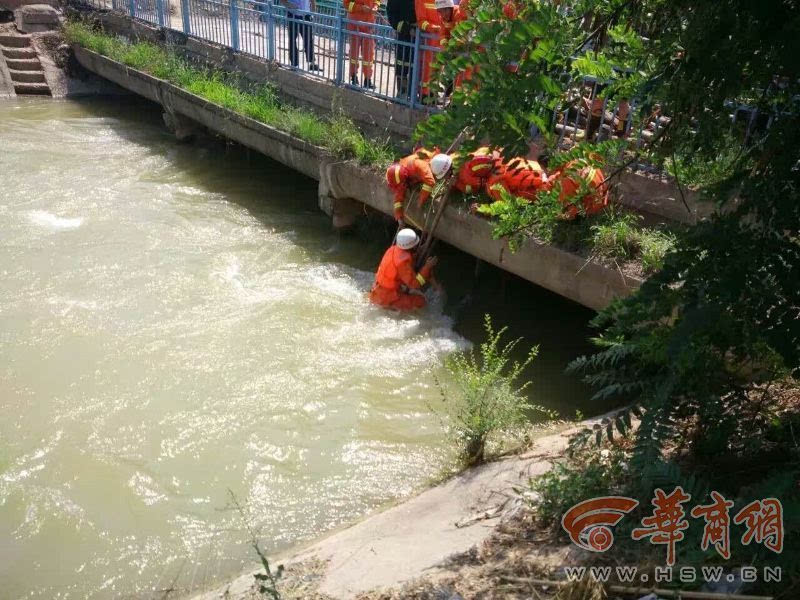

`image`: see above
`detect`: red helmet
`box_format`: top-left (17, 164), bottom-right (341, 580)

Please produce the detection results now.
top-left (386, 163), bottom-right (410, 189)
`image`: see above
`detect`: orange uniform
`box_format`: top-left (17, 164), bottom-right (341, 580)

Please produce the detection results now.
top-left (369, 245), bottom-right (435, 310)
top-left (385, 154), bottom-right (436, 220)
top-left (553, 160), bottom-right (609, 218)
top-left (451, 0), bottom-right (477, 90)
top-left (345, 0), bottom-right (379, 81)
top-left (415, 0), bottom-right (443, 97)
top-left (502, 0), bottom-right (519, 19)
top-left (453, 0), bottom-right (470, 23)
top-left (486, 157), bottom-right (548, 202)
top-left (454, 147), bottom-right (500, 195)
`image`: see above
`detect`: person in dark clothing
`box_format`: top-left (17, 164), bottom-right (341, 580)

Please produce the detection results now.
top-left (386, 0), bottom-right (417, 99)
top-left (282, 0), bottom-right (321, 71)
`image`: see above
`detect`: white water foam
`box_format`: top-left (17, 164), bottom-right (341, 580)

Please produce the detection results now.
top-left (28, 210), bottom-right (84, 230)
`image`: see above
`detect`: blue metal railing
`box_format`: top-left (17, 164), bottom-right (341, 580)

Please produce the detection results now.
top-left (79, 0), bottom-right (775, 152)
top-left (81, 0), bottom-right (442, 109)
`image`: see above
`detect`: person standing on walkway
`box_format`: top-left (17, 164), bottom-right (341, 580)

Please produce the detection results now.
top-left (283, 0), bottom-right (321, 71)
top-left (345, 0), bottom-right (380, 88)
top-left (387, 0), bottom-right (417, 98)
top-left (414, 0), bottom-right (445, 102)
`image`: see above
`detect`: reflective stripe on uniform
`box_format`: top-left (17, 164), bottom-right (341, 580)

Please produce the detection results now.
top-left (394, 201), bottom-right (403, 209)
top-left (471, 163), bottom-right (492, 172)
top-left (421, 184), bottom-right (433, 192)
top-left (348, 1), bottom-right (355, 10)
top-left (363, 60), bottom-right (374, 65)
top-left (586, 167), bottom-right (597, 183)
top-left (416, 273), bottom-right (426, 286)
top-left (465, 185), bottom-right (472, 193)
top-left (420, 20), bottom-right (430, 30)
top-left (396, 20), bottom-right (405, 31)
top-left (394, 166), bottom-right (401, 184)
top-left (424, 3), bottom-right (436, 7)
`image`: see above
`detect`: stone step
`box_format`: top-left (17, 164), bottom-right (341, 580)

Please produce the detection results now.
top-left (0, 33), bottom-right (32, 48)
top-left (0, 45), bottom-right (37, 59)
top-left (15, 4), bottom-right (60, 24)
top-left (0, 0), bottom-right (59, 9)
top-left (9, 69), bottom-right (45, 83)
top-left (15, 4), bottom-right (60, 32)
top-left (13, 81), bottom-right (50, 95)
top-left (5, 57), bottom-right (41, 71)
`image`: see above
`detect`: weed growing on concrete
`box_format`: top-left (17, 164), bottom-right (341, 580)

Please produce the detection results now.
top-left (636, 228), bottom-right (676, 273)
top-left (589, 210), bottom-right (641, 258)
top-left (63, 21), bottom-right (394, 168)
top-left (590, 209), bottom-right (677, 273)
top-left (433, 314), bottom-right (555, 465)
top-left (479, 187), bottom-right (676, 274)
top-left (225, 489), bottom-right (284, 599)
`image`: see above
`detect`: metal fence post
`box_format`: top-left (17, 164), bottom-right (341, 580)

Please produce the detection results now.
top-left (230, 0), bottom-right (240, 51)
top-left (267, 1), bottom-right (275, 61)
top-left (335, 11), bottom-right (346, 85)
top-left (408, 27), bottom-right (422, 109)
top-left (181, 0), bottom-right (191, 34)
top-left (156, 0), bottom-right (165, 27)
top-left (128, 0), bottom-right (135, 19)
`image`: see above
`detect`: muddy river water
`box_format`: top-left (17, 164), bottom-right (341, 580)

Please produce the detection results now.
top-left (0, 97), bottom-right (596, 597)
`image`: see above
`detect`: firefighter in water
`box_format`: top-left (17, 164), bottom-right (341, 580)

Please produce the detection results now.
top-left (486, 157), bottom-right (548, 202)
top-left (385, 152), bottom-right (452, 222)
top-left (345, 0), bottom-right (379, 89)
top-left (369, 228), bottom-right (438, 311)
top-left (551, 158), bottom-right (609, 218)
top-left (453, 146), bottom-right (501, 195)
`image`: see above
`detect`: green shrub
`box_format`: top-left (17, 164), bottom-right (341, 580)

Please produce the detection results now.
top-left (433, 314), bottom-right (554, 465)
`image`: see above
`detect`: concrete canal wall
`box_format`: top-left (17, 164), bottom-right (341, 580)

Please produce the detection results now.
top-left (72, 44), bottom-right (642, 310)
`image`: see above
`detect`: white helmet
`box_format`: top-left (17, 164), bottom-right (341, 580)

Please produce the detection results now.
top-left (396, 228), bottom-right (420, 250)
top-left (430, 153), bottom-right (452, 179)
top-left (434, 0), bottom-right (454, 8)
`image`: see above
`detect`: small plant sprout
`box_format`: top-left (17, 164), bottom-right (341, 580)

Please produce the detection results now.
top-left (226, 489), bottom-right (283, 599)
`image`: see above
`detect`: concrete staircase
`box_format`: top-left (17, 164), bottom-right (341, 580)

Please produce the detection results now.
top-left (0, 31), bottom-right (50, 95)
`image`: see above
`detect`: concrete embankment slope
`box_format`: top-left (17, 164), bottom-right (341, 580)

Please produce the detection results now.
top-left (72, 45), bottom-right (642, 310)
top-left (194, 422), bottom-right (588, 599)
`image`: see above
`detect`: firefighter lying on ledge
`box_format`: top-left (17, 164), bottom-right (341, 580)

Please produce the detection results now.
top-left (385, 152), bottom-right (452, 223)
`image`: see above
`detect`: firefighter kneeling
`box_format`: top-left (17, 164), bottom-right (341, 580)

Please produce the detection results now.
top-left (369, 229), bottom-right (438, 311)
top-left (385, 152), bottom-right (452, 223)
top-left (453, 146), bottom-right (501, 195)
top-left (486, 157), bottom-right (548, 202)
top-left (549, 158), bottom-right (609, 219)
